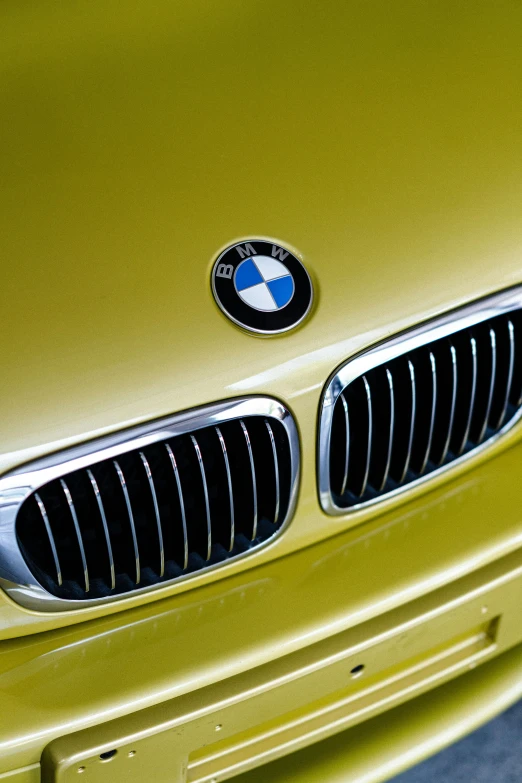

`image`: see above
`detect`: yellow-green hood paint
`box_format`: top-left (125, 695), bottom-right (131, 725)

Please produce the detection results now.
top-left (3, 2), bottom-right (522, 781)
top-left (1, 1), bottom-right (522, 632)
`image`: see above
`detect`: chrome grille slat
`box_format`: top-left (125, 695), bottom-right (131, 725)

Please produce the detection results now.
top-left (419, 352), bottom-right (437, 475)
top-left (264, 421), bottom-right (280, 526)
top-left (34, 492), bottom-right (62, 587)
top-left (398, 360), bottom-right (416, 483)
top-left (495, 319), bottom-right (515, 430)
top-left (86, 469), bottom-right (115, 590)
top-left (439, 344), bottom-right (458, 466)
top-left (190, 435), bottom-right (212, 561)
top-left (320, 289), bottom-right (522, 514)
top-left (9, 398), bottom-right (298, 609)
top-left (477, 328), bottom-right (497, 444)
top-left (240, 420), bottom-right (258, 540)
top-left (339, 393), bottom-right (350, 497)
top-left (164, 443), bottom-right (189, 570)
top-left (457, 335), bottom-right (477, 456)
top-left (60, 479), bottom-right (89, 593)
top-left (215, 427), bottom-right (235, 552)
top-left (113, 460), bottom-right (141, 585)
top-left (378, 369), bottom-right (395, 491)
top-left (359, 376), bottom-right (373, 497)
top-left (139, 452), bottom-right (165, 578)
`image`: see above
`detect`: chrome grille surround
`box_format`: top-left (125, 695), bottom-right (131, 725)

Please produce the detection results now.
top-left (319, 287), bottom-right (522, 515)
top-left (0, 397), bottom-right (299, 611)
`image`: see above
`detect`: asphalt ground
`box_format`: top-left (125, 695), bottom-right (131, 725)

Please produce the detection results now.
top-left (392, 698), bottom-right (522, 782)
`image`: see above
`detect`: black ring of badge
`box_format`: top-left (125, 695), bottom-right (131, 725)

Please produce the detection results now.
top-left (211, 240), bottom-right (313, 335)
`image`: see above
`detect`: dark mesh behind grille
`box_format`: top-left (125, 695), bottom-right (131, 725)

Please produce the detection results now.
top-left (16, 416), bottom-right (292, 600)
top-left (329, 311), bottom-right (522, 508)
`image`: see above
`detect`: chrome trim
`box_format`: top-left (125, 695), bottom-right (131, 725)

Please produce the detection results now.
top-left (419, 352), bottom-right (437, 475)
top-left (164, 443), bottom-right (189, 569)
top-left (457, 336), bottom-right (478, 456)
top-left (379, 369), bottom-right (395, 491)
top-left (87, 469), bottom-right (115, 590)
top-left (114, 460), bottom-right (141, 585)
top-left (359, 376), bottom-right (373, 497)
top-left (215, 426), bottom-right (235, 551)
top-left (1, 396), bottom-right (299, 611)
top-left (190, 435), bottom-right (212, 561)
top-left (139, 451), bottom-right (165, 578)
top-left (438, 344), bottom-right (458, 466)
top-left (240, 420), bottom-right (258, 540)
top-left (339, 393), bottom-right (350, 497)
top-left (496, 319), bottom-right (515, 430)
top-left (60, 479), bottom-right (89, 593)
top-left (399, 360), bottom-right (416, 483)
top-left (319, 286), bottom-right (522, 515)
top-left (477, 328), bottom-right (497, 444)
top-left (265, 420), bottom-right (280, 525)
top-left (34, 492), bottom-right (62, 587)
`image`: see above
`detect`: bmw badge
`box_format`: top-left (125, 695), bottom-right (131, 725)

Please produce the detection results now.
top-left (211, 239), bottom-right (313, 335)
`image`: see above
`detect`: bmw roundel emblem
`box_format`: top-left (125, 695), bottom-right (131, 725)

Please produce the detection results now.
top-left (211, 239), bottom-right (313, 335)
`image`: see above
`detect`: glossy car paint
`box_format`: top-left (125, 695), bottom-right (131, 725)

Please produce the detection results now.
top-left (1, 1), bottom-right (522, 780)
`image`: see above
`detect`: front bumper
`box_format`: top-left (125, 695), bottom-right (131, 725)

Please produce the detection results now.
top-left (9, 642), bottom-right (522, 783)
top-left (233, 640), bottom-right (522, 783)
top-left (41, 548), bottom-right (522, 783)
top-left (1, 438), bottom-right (522, 783)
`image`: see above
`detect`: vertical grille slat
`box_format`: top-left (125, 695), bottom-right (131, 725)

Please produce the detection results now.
top-left (265, 420), bottom-right (281, 525)
top-left (215, 427), bottom-right (235, 552)
top-left (86, 469), bottom-right (115, 590)
top-left (60, 479), bottom-right (89, 593)
top-left (322, 296), bottom-right (522, 513)
top-left (477, 328), bottom-right (497, 444)
top-left (240, 420), bottom-right (258, 541)
top-left (457, 335), bottom-right (478, 456)
top-left (113, 460), bottom-right (141, 585)
top-left (439, 344), bottom-right (458, 466)
top-left (359, 376), bottom-right (373, 497)
top-left (419, 352), bottom-right (437, 475)
top-left (190, 435), bottom-right (212, 561)
top-left (164, 443), bottom-right (189, 570)
top-left (517, 317), bottom-right (522, 406)
top-left (378, 369), bottom-right (395, 491)
top-left (495, 319), bottom-right (515, 430)
top-left (339, 393), bottom-right (350, 497)
top-left (14, 404), bottom-right (296, 604)
top-left (398, 360), bottom-right (416, 483)
top-left (516, 314), bottom-right (522, 404)
top-left (139, 452), bottom-right (165, 578)
top-left (34, 493), bottom-right (63, 587)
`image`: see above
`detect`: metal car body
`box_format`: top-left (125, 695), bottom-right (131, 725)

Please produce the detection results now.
top-left (1, 1), bottom-right (522, 781)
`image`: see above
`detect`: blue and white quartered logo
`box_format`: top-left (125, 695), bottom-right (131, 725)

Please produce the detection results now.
top-left (211, 239), bottom-right (313, 335)
top-left (234, 256), bottom-right (295, 312)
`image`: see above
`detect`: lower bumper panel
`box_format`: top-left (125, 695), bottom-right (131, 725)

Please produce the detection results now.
top-left (233, 641), bottom-right (522, 783)
top-left (41, 548), bottom-right (522, 783)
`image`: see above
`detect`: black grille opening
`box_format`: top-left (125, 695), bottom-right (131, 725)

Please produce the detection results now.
top-left (328, 310), bottom-right (522, 509)
top-left (16, 415), bottom-right (292, 601)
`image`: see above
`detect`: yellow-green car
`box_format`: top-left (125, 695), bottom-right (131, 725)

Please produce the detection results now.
top-left (2, 2), bottom-right (522, 782)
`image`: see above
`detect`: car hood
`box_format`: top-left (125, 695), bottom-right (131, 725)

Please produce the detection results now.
top-left (1, 0), bottom-right (522, 471)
